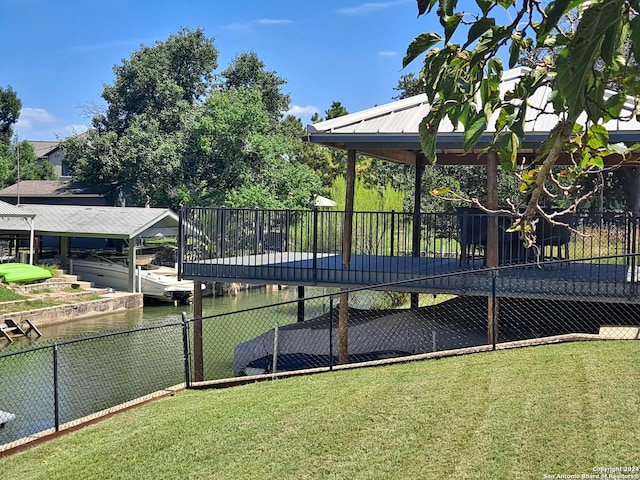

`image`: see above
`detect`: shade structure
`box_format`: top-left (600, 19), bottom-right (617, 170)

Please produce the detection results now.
top-left (0, 201), bottom-right (35, 264)
top-left (305, 67), bottom-right (640, 166)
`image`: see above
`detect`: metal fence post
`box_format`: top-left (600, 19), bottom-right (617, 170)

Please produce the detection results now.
top-left (329, 295), bottom-right (334, 371)
top-left (53, 343), bottom-right (60, 431)
top-left (491, 269), bottom-right (498, 350)
top-left (390, 210), bottom-right (395, 256)
top-left (312, 207), bottom-right (318, 283)
top-left (181, 312), bottom-right (191, 388)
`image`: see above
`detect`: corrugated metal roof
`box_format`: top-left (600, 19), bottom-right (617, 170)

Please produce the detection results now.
top-left (0, 204), bottom-right (177, 239)
top-left (307, 67), bottom-right (640, 137)
top-left (0, 201), bottom-right (35, 218)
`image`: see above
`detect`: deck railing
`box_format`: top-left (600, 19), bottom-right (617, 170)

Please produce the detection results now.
top-left (178, 207), bottom-right (640, 287)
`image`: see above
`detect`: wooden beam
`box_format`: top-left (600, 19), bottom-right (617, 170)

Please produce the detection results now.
top-left (342, 149), bottom-right (356, 268)
top-left (412, 154), bottom-right (424, 309)
top-left (193, 281), bottom-right (204, 382)
top-left (339, 149), bottom-right (357, 365)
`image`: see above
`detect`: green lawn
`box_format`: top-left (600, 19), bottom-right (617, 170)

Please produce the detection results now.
top-left (1, 341), bottom-right (639, 479)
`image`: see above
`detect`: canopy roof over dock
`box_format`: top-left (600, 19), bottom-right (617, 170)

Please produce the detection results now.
top-left (305, 67), bottom-right (640, 166)
top-left (0, 201), bottom-right (36, 263)
top-left (0, 204), bottom-right (179, 240)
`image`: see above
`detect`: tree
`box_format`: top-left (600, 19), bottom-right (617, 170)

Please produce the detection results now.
top-left (99, 28), bottom-right (218, 134)
top-left (392, 73), bottom-right (425, 100)
top-left (220, 52), bottom-right (290, 123)
top-left (180, 87), bottom-right (321, 209)
top-left (0, 86), bottom-right (21, 145)
top-left (62, 28), bottom-right (218, 207)
top-left (0, 140), bottom-right (56, 189)
top-left (403, 0), bottom-right (640, 244)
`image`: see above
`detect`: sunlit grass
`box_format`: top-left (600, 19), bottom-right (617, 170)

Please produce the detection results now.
top-left (2, 341), bottom-right (638, 480)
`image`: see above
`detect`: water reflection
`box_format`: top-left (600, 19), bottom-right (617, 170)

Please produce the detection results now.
top-left (1, 285), bottom-right (333, 448)
top-left (6, 285), bottom-right (330, 348)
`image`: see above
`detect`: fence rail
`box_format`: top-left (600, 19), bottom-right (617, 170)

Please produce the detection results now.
top-left (179, 208), bottom-right (640, 295)
top-left (3, 258), bottom-right (640, 452)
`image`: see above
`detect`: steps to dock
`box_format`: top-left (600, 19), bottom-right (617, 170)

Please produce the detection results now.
top-left (0, 270), bottom-right (112, 343)
top-left (0, 318), bottom-right (41, 343)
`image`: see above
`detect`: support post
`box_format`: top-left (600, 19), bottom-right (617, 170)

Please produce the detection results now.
top-left (53, 343), bottom-right (60, 431)
top-left (193, 280), bottom-right (204, 382)
top-left (297, 286), bottom-right (305, 322)
top-left (181, 312), bottom-right (191, 388)
top-left (411, 154), bottom-right (425, 309)
top-left (339, 291), bottom-right (349, 364)
top-left (338, 149), bottom-right (357, 365)
top-left (127, 241), bottom-right (136, 293)
top-left (486, 151), bottom-right (499, 344)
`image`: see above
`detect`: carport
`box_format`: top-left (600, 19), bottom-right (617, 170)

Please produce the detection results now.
top-left (0, 201), bottom-right (35, 264)
top-left (0, 204), bottom-right (179, 292)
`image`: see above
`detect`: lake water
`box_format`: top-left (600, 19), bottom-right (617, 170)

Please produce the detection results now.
top-left (7, 284), bottom-right (330, 348)
top-left (0, 284), bottom-right (334, 448)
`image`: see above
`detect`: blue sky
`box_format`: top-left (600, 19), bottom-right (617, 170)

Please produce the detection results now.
top-left (0, 0), bottom-right (432, 141)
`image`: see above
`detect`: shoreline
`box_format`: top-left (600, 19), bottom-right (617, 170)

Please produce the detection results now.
top-left (0, 291), bottom-right (143, 330)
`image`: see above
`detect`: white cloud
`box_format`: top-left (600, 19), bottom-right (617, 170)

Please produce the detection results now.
top-left (256, 19), bottom-right (293, 26)
top-left (62, 124), bottom-right (90, 137)
top-left (15, 108), bottom-right (56, 133)
top-left (337, 1), bottom-right (406, 15)
top-left (225, 18), bottom-right (293, 32)
top-left (378, 51), bottom-right (398, 57)
top-left (286, 105), bottom-right (320, 117)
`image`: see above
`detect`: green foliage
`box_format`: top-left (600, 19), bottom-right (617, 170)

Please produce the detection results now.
top-left (0, 140), bottom-right (56, 189)
top-left (221, 52), bottom-right (291, 123)
top-left (62, 31), bottom-right (319, 210)
top-left (62, 28), bottom-right (218, 208)
top-left (0, 85), bottom-right (21, 144)
top-left (329, 176), bottom-right (405, 254)
top-left (404, 0), bottom-right (640, 235)
top-left (99, 28), bottom-right (218, 134)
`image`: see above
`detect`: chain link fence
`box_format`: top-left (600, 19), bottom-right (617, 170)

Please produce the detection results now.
top-left (1, 322), bottom-right (186, 452)
top-left (3, 258), bottom-right (640, 452)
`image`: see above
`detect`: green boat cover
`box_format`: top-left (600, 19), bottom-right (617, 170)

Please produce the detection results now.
top-left (0, 263), bottom-right (52, 283)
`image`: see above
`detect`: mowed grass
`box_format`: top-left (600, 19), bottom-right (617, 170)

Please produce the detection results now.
top-left (2, 341), bottom-right (639, 480)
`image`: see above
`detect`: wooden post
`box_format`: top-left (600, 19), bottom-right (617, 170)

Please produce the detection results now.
top-left (128, 241), bottom-right (136, 293)
top-left (342, 149), bottom-right (356, 268)
top-left (411, 154), bottom-right (425, 309)
top-left (339, 149), bottom-right (357, 364)
top-left (486, 151), bottom-right (499, 344)
top-left (193, 280), bottom-right (204, 382)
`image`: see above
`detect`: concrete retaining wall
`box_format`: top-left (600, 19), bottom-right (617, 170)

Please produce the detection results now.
top-left (0, 292), bottom-right (143, 327)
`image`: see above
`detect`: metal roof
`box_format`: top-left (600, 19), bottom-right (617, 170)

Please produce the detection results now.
top-left (0, 204), bottom-right (178, 239)
top-left (305, 67), bottom-right (640, 165)
top-left (0, 201), bottom-right (35, 219)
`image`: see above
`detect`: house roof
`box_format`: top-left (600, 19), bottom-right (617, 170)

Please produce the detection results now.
top-left (0, 180), bottom-right (103, 198)
top-left (0, 201), bottom-right (35, 219)
top-left (305, 67), bottom-right (640, 166)
top-left (0, 204), bottom-right (178, 240)
top-left (27, 141), bottom-right (60, 158)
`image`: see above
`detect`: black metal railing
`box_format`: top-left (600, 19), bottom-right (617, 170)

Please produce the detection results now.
top-left (179, 207), bottom-right (639, 289)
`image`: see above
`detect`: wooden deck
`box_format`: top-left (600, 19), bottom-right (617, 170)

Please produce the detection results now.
top-left (180, 252), bottom-right (640, 303)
